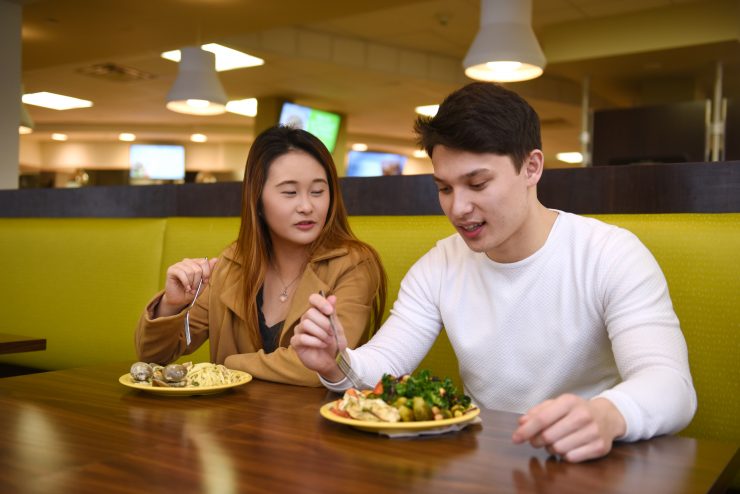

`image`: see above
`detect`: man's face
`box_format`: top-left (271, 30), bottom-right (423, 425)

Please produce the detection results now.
top-left (432, 145), bottom-right (537, 263)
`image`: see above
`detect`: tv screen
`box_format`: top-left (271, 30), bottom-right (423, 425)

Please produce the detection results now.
top-left (592, 100), bottom-right (709, 166)
top-left (129, 144), bottom-right (185, 180)
top-left (279, 102), bottom-right (341, 152)
top-left (346, 151), bottom-right (407, 177)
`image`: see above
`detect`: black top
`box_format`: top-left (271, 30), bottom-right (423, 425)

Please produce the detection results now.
top-left (256, 288), bottom-right (284, 354)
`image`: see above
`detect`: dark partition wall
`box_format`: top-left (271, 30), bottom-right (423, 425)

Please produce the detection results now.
top-left (1, 162), bottom-right (739, 217)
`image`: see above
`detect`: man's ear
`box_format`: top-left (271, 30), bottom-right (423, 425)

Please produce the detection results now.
top-left (523, 150), bottom-right (545, 185)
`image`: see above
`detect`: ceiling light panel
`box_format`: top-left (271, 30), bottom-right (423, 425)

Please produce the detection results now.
top-left (161, 43), bottom-right (264, 72)
top-left (22, 92), bottom-right (93, 111)
top-left (556, 152), bottom-right (583, 164)
top-left (415, 105), bottom-right (439, 117)
top-left (225, 98), bottom-right (258, 117)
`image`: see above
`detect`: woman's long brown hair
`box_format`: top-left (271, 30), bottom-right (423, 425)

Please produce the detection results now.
top-left (234, 126), bottom-right (387, 346)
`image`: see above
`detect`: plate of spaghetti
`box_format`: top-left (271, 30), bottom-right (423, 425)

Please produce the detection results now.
top-left (119, 362), bottom-right (252, 396)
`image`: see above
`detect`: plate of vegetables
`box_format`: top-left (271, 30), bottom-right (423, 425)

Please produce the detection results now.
top-left (320, 370), bottom-right (479, 435)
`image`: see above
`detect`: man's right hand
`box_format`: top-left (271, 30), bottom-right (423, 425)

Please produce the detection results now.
top-left (291, 293), bottom-right (346, 382)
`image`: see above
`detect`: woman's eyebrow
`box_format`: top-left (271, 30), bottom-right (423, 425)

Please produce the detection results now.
top-left (275, 178), bottom-right (328, 187)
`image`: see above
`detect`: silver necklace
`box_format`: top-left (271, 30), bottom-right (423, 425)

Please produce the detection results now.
top-left (273, 265), bottom-right (302, 303)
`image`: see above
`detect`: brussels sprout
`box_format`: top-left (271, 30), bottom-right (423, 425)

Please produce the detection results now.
top-left (393, 397), bottom-right (408, 407)
top-left (412, 396), bottom-right (433, 421)
top-left (398, 405), bottom-right (414, 422)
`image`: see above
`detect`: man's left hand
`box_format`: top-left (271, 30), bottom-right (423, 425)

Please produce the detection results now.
top-left (511, 394), bottom-right (627, 462)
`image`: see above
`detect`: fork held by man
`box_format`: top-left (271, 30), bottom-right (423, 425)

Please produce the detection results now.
top-left (317, 291), bottom-right (365, 389)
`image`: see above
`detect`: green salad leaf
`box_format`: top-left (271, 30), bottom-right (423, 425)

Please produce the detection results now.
top-left (373, 369), bottom-right (471, 412)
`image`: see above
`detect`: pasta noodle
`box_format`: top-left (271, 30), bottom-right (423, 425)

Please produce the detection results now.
top-left (185, 363), bottom-right (240, 387)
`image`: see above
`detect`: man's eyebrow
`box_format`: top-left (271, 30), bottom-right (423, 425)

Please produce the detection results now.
top-left (462, 168), bottom-right (492, 178)
top-left (433, 168), bottom-right (491, 183)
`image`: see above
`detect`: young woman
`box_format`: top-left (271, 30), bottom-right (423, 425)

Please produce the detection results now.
top-left (135, 126), bottom-right (386, 386)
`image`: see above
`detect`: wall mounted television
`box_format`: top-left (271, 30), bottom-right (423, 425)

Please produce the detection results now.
top-left (129, 144), bottom-right (186, 180)
top-left (346, 150), bottom-right (407, 177)
top-left (278, 102), bottom-right (341, 152)
top-left (591, 100), bottom-right (709, 166)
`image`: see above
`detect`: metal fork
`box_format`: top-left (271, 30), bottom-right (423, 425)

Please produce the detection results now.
top-left (184, 274), bottom-right (205, 347)
top-left (319, 291), bottom-right (365, 389)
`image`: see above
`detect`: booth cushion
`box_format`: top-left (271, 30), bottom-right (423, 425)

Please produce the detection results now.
top-left (0, 218), bottom-right (165, 369)
top-left (1, 213), bottom-right (738, 453)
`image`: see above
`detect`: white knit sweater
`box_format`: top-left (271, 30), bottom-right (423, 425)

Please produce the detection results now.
top-left (324, 211), bottom-right (696, 442)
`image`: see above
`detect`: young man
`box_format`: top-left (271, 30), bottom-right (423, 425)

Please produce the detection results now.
top-left (291, 82), bottom-right (696, 462)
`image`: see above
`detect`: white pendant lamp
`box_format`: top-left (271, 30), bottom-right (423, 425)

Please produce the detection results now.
top-left (463, 0), bottom-right (546, 83)
top-left (166, 46), bottom-right (227, 115)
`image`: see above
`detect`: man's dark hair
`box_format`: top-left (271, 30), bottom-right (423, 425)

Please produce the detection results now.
top-left (414, 82), bottom-right (542, 172)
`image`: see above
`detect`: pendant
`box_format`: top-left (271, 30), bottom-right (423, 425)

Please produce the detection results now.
top-left (279, 289), bottom-right (288, 303)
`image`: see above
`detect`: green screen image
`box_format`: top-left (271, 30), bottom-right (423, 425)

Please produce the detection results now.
top-left (307, 109), bottom-right (341, 152)
top-left (279, 102), bottom-right (341, 152)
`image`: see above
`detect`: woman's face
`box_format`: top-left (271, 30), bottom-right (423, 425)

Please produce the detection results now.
top-left (260, 150), bottom-right (331, 250)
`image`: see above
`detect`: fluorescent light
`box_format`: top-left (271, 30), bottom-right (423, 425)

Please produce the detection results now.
top-left (415, 105), bottom-right (439, 117)
top-left (191, 133), bottom-right (208, 143)
top-left (19, 126), bottom-right (33, 135)
top-left (161, 43), bottom-right (264, 72)
top-left (51, 133), bottom-right (68, 141)
top-left (351, 143), bottom-right (368, 152)
top-left (225, 98), bottom-right (258, 117)
top-left (556, 152), bottom-right (583, 164)
top-left (413, 150), bottom-right (428, 158)
top-left (119, 133), bottom-right (136, 142)
top-left (22, 92), bottom-right (93, 110)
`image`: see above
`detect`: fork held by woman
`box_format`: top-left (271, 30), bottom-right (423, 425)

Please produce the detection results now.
top-left (154, 257), bottom-right (218, 319)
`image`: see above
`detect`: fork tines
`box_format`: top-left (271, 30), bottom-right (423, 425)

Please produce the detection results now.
top-left (336, 351), bottom-right (365, 389)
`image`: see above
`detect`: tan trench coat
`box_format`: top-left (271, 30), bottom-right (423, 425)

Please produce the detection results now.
top-left (135, 243), bottom-right (381, 386)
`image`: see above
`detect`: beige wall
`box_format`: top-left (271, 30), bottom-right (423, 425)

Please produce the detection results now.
top-left (21, 137), bottom-right (432, 179)
top-left (19, 139), bottom-right (250, 176)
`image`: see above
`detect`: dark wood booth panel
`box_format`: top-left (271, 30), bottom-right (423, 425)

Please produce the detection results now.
top-left (2, 161), bottom-right (739, 217)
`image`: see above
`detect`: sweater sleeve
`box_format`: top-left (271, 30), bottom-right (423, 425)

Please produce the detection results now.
top-left (345, 244), bottom-right (445, 388)
top-left (595, 230), bottom-right (697, 441)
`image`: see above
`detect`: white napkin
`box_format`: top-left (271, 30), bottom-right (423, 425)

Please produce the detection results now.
top-left (379, 416), bottom-right (482, 438)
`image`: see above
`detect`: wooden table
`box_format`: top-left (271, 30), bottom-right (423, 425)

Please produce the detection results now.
top-left (0, 333), bottom-right (46, 354)
top-left (0, 363), bottom-right (737, 494)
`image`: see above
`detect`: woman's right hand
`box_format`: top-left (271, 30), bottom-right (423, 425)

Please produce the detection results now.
top-left (155, 257), bottom-right (218, 317)
top-left (291, 293), bottom-right (346, 382)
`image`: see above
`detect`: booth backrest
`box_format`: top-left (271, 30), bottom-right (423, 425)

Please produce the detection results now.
top-left (1, 213), bottom-right (738, 446)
